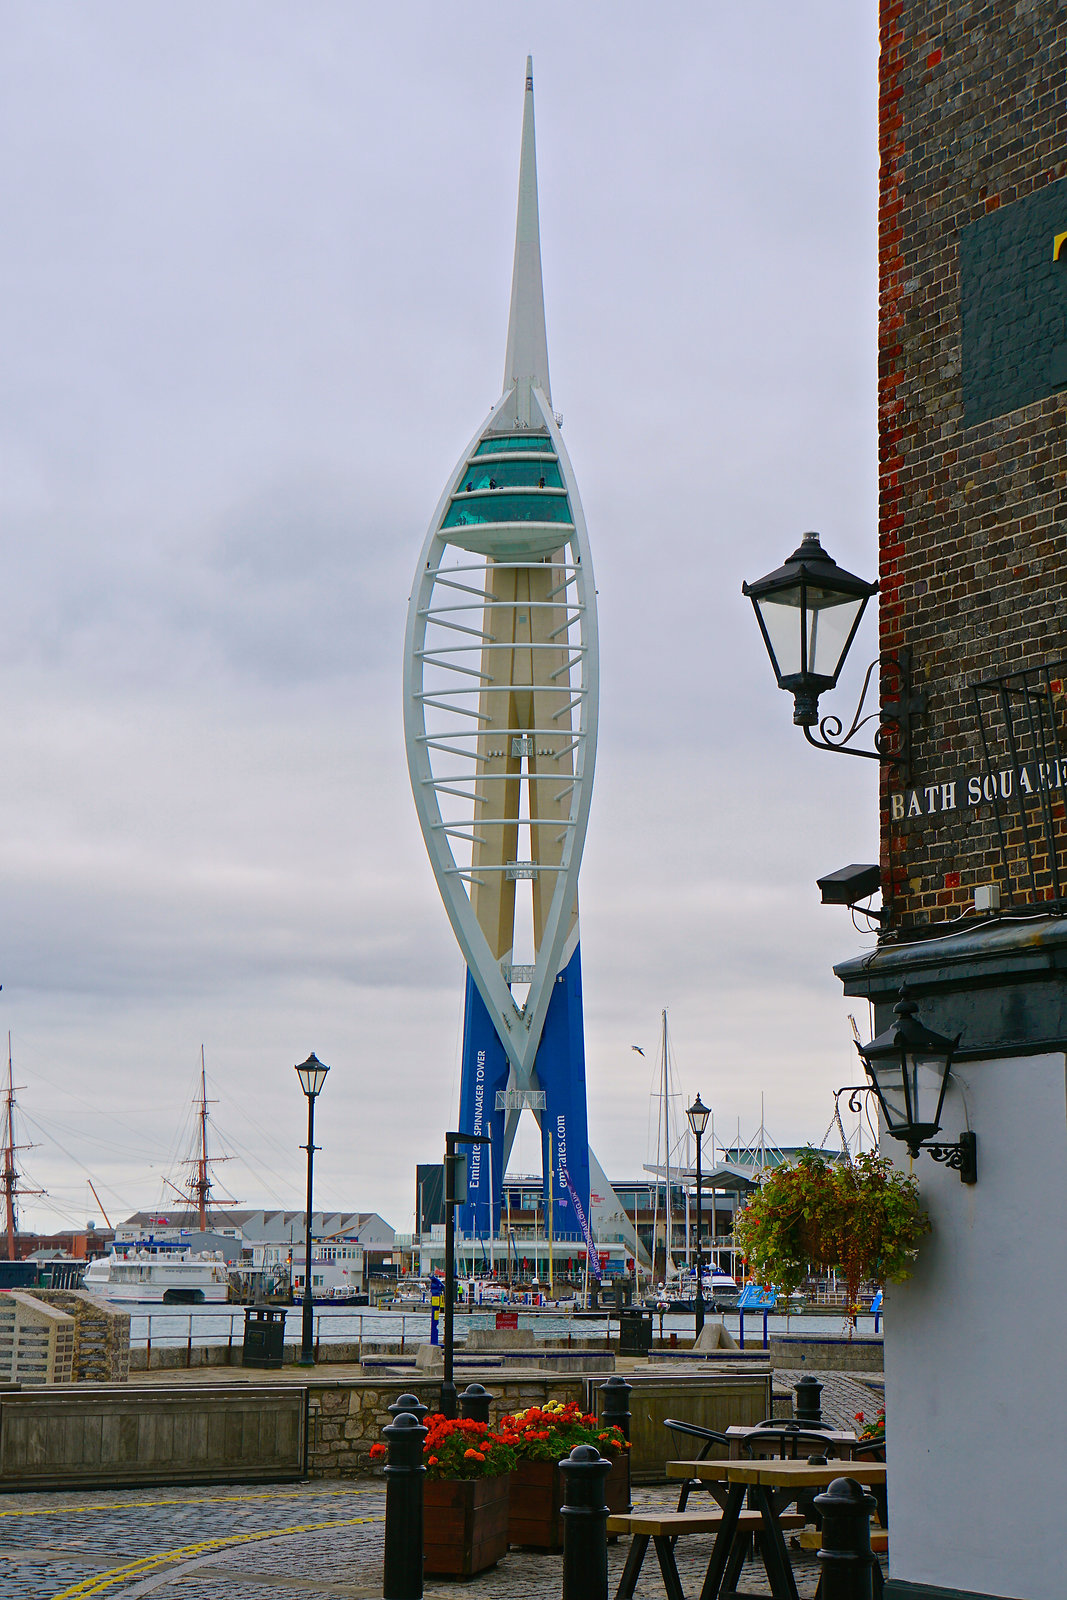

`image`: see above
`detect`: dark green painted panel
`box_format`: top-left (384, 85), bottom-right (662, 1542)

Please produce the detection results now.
top-left (960, 176), bottom-right (1067, 427)
top-left (835, 917), bottom-right (1067, 1060)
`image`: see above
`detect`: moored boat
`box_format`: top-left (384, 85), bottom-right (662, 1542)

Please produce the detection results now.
top-left (83, 1239), bottom-right (230, 1304)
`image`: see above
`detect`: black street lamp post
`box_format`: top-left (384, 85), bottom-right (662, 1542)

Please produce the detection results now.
top-left (295, 1052), bottom-right (330, 1366)
top-left (442, 1129), bottom-right (491, 1418)
top-left (686, 1094), bottom-right (710, 1339)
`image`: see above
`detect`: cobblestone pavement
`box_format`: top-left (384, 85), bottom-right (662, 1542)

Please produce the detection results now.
top-left (771, 1370), bottom-right (884, 1432)
top-left (0, 1477), bottom-right (884, 1599)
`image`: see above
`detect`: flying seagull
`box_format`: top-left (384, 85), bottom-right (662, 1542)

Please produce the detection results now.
top-left (631, 1045), bottom-right (645, 1056)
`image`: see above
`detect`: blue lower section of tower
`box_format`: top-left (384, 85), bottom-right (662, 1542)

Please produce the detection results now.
top-left (455, 944), bottom-right (591, 1247)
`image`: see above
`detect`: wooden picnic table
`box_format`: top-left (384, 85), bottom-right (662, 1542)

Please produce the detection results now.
top-left (664, 1458), bottom-right (887, 1600)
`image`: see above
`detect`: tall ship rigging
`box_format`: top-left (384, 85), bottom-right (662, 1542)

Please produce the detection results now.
top-left (84, 1051), bottom-right (232, 1304)
top-left (2, 1036), bottom-right (43, 1261)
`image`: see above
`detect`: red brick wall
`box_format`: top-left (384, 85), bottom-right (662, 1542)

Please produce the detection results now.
top-left (878, 1), bottom-right (1067, 932)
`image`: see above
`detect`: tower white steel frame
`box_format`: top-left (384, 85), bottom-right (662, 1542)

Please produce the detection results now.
top-left (404, 60), bottom-right (600, 1248)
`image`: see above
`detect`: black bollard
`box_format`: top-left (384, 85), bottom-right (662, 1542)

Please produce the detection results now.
top-left (814, 1476), bottom-right (878, 1600)
top-left (458, 1382), bottom-right (492, 1424)
top-left (388, 1391), bottom-right (429, 1423)
top-left (599, 1374), bottom-right (632, 1441)
top-left (382, 1412), bottom-right (427, 1600)
top-left (795, 1374), bottom-right (825, 1428)
top-left (560, 1444), bottom-right (611, 1600)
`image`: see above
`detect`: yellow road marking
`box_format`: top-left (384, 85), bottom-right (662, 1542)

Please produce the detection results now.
top-left (48, 1514), bottom-right (384, 1598)
top-left (0, 1485), bottom-right (376, 1520)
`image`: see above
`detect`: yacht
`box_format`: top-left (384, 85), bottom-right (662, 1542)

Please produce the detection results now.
top-left (83, 1239), bottom-right (230, 1304)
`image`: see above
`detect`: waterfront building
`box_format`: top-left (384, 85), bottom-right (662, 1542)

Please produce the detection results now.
top-left (399, 1164), bottom-right (794, 1286)
top-left (5, 1226), bottom-right (114, 1261)
top-left (115, 1208), bottom-right (395, 1290)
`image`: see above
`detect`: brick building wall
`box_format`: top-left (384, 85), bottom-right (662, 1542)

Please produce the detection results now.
top-left (879, 1), bottom-right (1067, 932)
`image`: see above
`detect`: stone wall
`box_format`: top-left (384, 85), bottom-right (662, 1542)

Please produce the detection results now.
top-left (306, 1367), bottom-right (772, 1481)
top-left (767, 1334), bottom-right (883, 1374)
top-left (29, 1290), bottom-right (130, 1382)
top-left (306, 1374), bottom-right (586, 1477)
top-left (878, 3), bottom-right (1067, 929)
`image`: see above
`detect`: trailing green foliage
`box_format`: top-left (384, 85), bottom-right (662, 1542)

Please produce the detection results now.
top-left (733, 1149), bottom-right (931, 1307)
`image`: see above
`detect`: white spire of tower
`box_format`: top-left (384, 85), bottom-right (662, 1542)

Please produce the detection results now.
top-left (503, 56), bottom-right (552, 418)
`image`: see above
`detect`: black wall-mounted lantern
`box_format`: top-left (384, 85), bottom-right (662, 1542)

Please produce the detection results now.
top-left (854, 990), bottom-right (977, 1183)
top-left (743, 531), bottom-right (924, 776)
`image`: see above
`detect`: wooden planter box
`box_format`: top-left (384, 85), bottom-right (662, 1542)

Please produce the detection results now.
top-left (424, 1473), bottom-right (511, 1578)
top-left (508, 1450), bottom-right (630, 1552)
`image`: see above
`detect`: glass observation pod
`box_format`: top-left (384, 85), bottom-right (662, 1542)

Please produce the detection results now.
top-left (440, 436), bottom-right (574, 559)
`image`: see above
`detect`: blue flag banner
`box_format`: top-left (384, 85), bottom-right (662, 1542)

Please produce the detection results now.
top-left (561, 1165), bottom-right (602, 1281)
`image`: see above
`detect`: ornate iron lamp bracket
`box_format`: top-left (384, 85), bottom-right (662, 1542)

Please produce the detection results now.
top-left (924, 1132), bottom-right (978, 1184)
top-left (835, 1085), bottom-right (876, 1116)
top-left (803, 649), bottom-right (926, 783)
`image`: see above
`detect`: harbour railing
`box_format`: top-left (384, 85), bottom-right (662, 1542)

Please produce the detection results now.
top-left (130, 1303), bottom-right (880, 1368)
top-left (132, 1307), bottom-right (614, 1367)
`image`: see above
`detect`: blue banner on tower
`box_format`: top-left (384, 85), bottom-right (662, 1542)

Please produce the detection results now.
top-left (455, 946), bottom-right (591, 1252)
top-left (455, 968), bottom-right (509, 1243)
top-left (533, 944), bottom-right (591, 1241)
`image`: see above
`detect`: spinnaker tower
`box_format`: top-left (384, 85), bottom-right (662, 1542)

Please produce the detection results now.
top-left (404, 60), bottom-right (600, 1250)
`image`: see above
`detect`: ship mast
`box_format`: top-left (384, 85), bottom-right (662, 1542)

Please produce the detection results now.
top-left (2, 1042), bottom-right (16, 1259)
top-left (195, 1048), bottom-right (210, 1231)
top-left (662, 1009), bottom-right (672, 1280)
top-left (176, 1048), bottom-right (233, 1233)
top-left (1, 1035), bottom-right (42, 1260)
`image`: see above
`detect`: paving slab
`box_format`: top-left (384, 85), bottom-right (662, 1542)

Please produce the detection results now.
top-left (1, 1473), bottom-right (887, 1599)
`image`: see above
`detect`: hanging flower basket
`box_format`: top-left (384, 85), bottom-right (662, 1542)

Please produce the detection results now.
top-left (733, 1149), bottom-right (931, 1309)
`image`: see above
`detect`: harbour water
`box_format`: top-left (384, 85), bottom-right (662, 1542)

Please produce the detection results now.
top-left (130, 1303), bottom-right (881, 1355)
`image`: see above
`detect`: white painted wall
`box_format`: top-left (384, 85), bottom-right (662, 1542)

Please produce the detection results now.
top-left (884, 1051), bottom-right (1067, 1600)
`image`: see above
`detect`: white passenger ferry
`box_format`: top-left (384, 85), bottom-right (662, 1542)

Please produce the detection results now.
top-left (83, 1239), bottom-right (230, 1304)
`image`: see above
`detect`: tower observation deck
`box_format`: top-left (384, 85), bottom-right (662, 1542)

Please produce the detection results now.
top-left (404, 61), bottom-right (602, 1252)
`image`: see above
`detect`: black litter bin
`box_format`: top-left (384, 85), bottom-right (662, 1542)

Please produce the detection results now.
top-left (618, 1307), bottom-right (653, 1355)
top-left (242, 1306), bottom-right (286, 1368)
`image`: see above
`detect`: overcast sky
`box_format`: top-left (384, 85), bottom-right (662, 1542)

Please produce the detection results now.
top-left (0, 4), bottom-right (882, 1236)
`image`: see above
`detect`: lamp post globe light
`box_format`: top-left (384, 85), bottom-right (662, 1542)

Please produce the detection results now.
top-left (295, 1052), bottom-right (330, 1366)
top-left (686, 1093), bottom-right (710, 1338)
top-left (742, 532), bottom-right (878, 728)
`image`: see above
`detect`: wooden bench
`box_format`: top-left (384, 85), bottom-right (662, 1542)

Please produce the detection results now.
top-left (797, 1527), bottom-right (889, 1554)
top-left (606, 1509), bottom-right (806, 1600)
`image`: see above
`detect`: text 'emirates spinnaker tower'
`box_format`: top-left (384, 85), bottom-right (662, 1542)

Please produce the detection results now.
top-left (404, 61), bottom-right (597, 1245)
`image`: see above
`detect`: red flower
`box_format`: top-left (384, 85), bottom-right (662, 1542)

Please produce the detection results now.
top-left (369, 1442), bottom-right (387, 1461)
